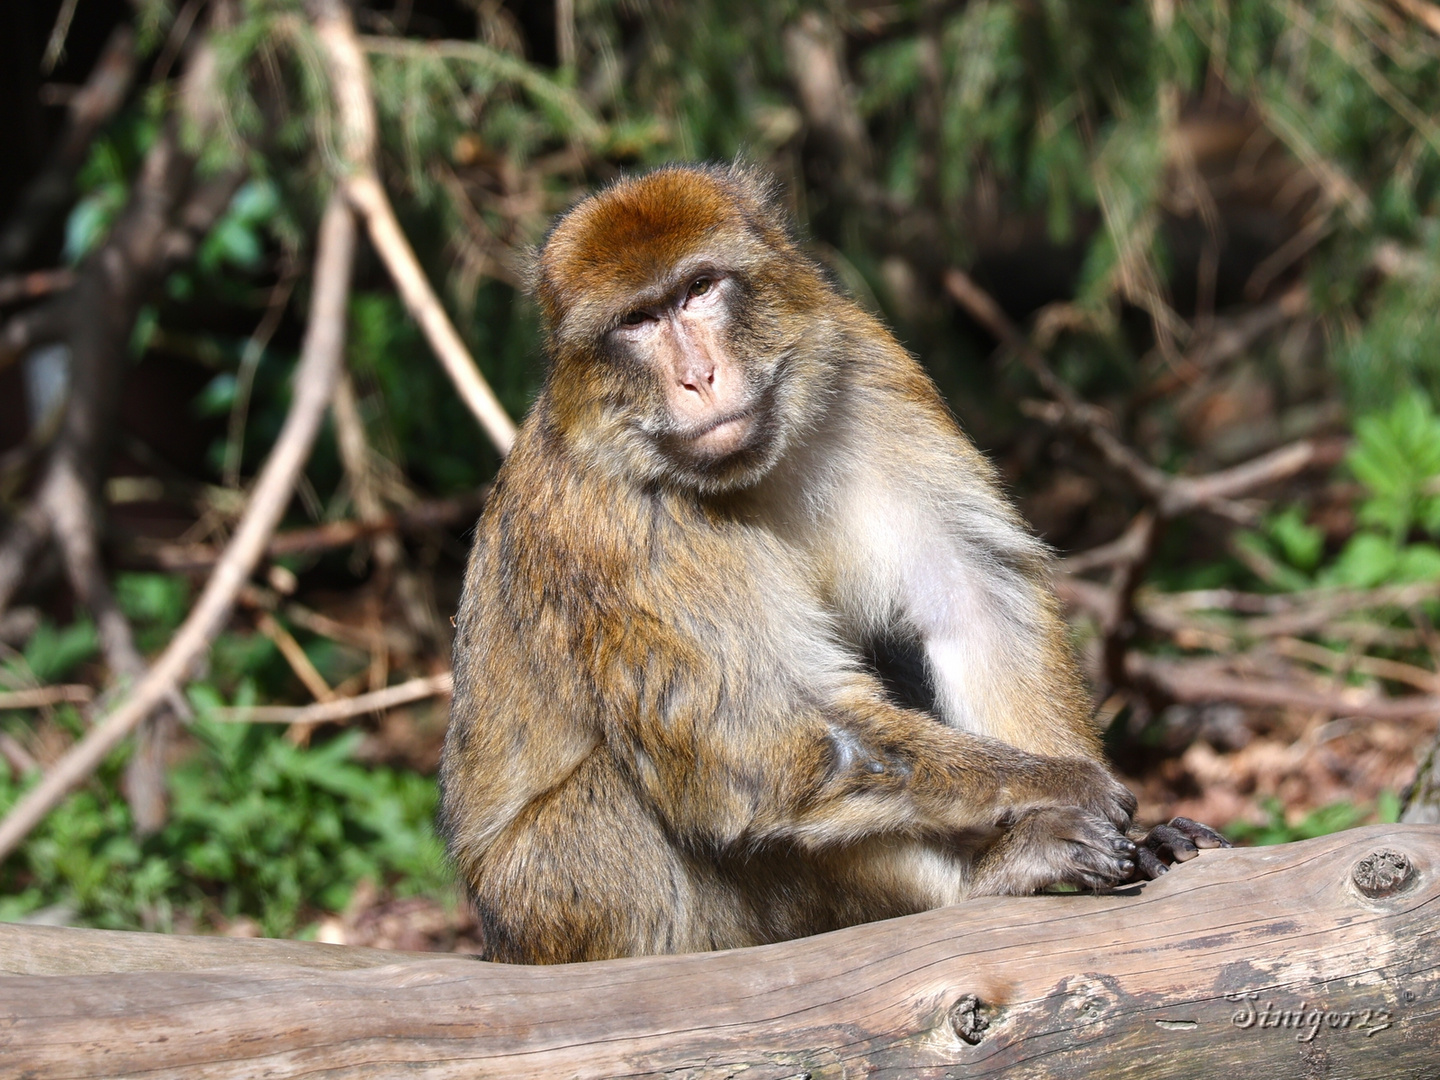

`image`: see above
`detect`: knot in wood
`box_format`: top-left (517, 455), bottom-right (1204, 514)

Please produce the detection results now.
top-left (1352, 848), bottom-right (1414, 898)
top-left (949, 994), bottom-right (989, 1045)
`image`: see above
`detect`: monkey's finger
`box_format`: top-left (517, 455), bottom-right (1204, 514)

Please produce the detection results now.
top-left (1167, 816), bottom-right (1232, 848)
top-left (1069, 832), bottom-right (1138, 889)
top-left (1096, 784), bottom-right (1139, 831)
top-left (1145, 823), bottom-right (1200, 862)
top-left (1054, 816), bottom-right (1138, 859)
top-left (1135, 846), bottom-right (1169, 880)
top-left (1077, 852), bottom-right (1138, 890)
top-left (1110, 833), bottom-right (1139, 861)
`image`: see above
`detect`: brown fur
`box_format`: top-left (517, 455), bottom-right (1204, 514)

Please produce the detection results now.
top-left (441, 164), bottom-right (1137, 964)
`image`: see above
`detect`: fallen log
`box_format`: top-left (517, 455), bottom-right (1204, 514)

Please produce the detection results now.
top-left (1, 824), bottom-right (1437, 1078)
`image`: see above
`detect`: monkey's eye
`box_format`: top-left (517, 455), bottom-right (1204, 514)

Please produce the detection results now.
top-left (621, 309), bottom-right (651, 327)
top-left (687, 277), bottom-right (713, 299)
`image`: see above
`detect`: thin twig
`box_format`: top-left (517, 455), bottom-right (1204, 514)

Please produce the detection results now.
top-left (209, 672), bottom-right (452, 726)
top-left (1269, 636), bottom-right (1440, 695)
top-left (256, 613), bottom-right (336, 703)
top-left (0, 270), bottom-right (77, 307)
top-left (945, 268), bottom-right (1263, 523)
top-left (1127, 653), bottom-right (1440, 721)
top-left (224, 259), bottom-right (299, 488)
top-left (0, 734), bottom-right (38, 776)
top-left (1143, 581), bottom-right (1440, 619)
top-left (0, 686), bottom-right (94, 710)
top-left (347, 176), bottom-right (516, 455)
top-left (1153, 582), bottom-right (1440, 640)
top-left (0, 192), bottom-right (357, 863)
top-left (123, 488), bottom-right (487, 571)
top-left (41, 0), bottom-right (82, 71)
top-left (283, 602), bottom-right (390, 652)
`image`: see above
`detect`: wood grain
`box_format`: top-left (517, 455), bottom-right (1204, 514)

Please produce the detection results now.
top-left (1, 824), bottom-right (1437, 1078)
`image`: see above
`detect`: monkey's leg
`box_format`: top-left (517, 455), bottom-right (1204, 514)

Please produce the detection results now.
top-left (465, 749), bottom-right (741, 963)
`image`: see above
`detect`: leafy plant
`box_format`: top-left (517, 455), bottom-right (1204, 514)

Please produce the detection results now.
top-left (1226, 793), bottom-right (1400, 847)
top-left (115, 573), bottom-right (191, 654)
top-left (8, 618), bottom-right (99, 686)
top-left (1243, 393), bottom-right (1440, 590)
top-left (0, 685), bottom-right (448, 937)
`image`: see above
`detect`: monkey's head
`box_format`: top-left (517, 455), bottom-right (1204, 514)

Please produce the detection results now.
top-left (534, 164), bottom-right (836, 495)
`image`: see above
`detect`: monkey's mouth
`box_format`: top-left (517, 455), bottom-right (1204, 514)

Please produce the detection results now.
top-left (680, 408), bottom-right (757, 459)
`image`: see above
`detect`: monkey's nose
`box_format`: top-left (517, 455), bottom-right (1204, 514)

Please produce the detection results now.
top-left (679, 366), bottom-right (717, 400)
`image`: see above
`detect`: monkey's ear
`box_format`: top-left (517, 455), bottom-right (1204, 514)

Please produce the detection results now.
top-left (518, 245), bottom-right (545, 299)
top-left (720, 162), bottom-right (800, 250)
top-left (731, 160), bottom-right (789, 220)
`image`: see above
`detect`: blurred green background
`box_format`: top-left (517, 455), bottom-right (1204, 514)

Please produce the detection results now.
top-left (1, 0), bottom-right (1438, 944)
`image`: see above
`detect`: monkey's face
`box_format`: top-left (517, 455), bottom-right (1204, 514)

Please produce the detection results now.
top-left (535, 166), bottom-right (825, 495)
top-left (604, 267), bottom-right (791, 491)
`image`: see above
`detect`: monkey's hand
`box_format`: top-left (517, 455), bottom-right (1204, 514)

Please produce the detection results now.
top-left (1129, 816), bottom-right (1231, 880)
top-left (970, 806), bottom-right (1138, 896)
top-left (1034, 757), bottom-right (1138, 833)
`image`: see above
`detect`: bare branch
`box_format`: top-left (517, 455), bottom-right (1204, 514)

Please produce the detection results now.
top-left (255, 613), bottom-right (336, 704)
top-left (1390, 0), bottom-right (1440, 36)
top-left (0, 193), bottom-right (357, 863)
top-left (123, 488), bottom-right (487, 572)
top-left (948, 267), bottom-right (1333, 528)
top-left (0, 270), bottom-right (76, 307)
top-left (1147, 582), bottom-right (1440, 639)
top-left (0, 686), bottom-right (94, 710)
top-left (209, 672), bottom-right (452, 726)
top-left (1269, 636), bottom-right (1440, 695)
top-left (1127, 653), bottom-right (1440, 721)
top-left (311, 0), bottom-right (517, 456)
top-left (783, 13), bottom-right (873, 190)
top-left (1158, 437), bottom-right (1343, 518)
top-left (347, 175), bottom-right (517, 455)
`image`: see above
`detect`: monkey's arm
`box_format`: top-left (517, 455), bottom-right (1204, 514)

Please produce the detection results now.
top-left (642, 678), bottom-right (1135, 881)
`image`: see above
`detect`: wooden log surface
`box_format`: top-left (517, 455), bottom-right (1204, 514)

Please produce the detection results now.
top-left (1, 823), bottom-right (1437, 1079)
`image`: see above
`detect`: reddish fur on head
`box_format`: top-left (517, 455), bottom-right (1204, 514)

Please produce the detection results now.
top-left (532, 164), bottom-right (832, 494)
top-left (535, 165), bottom-right (793, 340)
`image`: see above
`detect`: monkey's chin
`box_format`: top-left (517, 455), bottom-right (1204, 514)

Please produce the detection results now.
top-left (658, 412), bottom-right (778, 493)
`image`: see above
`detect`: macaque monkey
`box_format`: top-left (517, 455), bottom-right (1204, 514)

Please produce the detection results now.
top-left (440, 164), bottom-right (1224, 964)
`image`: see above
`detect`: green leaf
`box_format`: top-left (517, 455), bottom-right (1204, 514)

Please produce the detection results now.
top-left (196, 374), bottom-right (238, 417)
top-left (1320, 533), bottom-right (1399, 588)
top-left (20, 619), bottom-right (98, 684)
top-left (1266, 507), bottom-right (1325, 573)
top-left (63, 190), bottom-right (123, 263)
